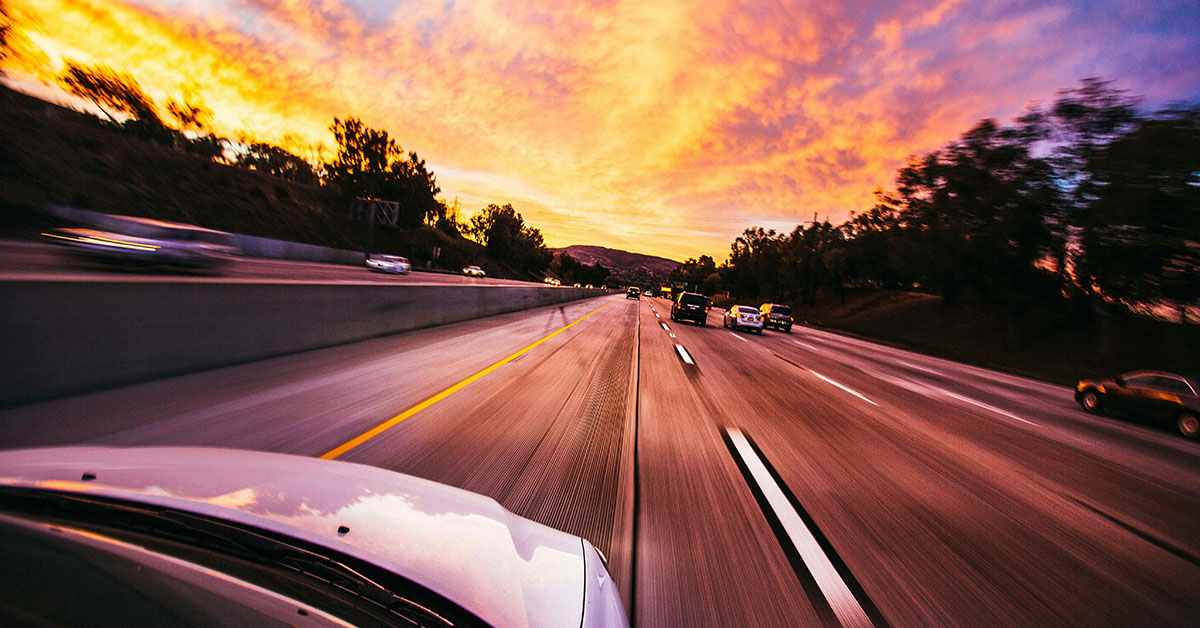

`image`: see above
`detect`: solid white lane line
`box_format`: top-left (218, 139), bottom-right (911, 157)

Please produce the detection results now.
top-left (929, 386), bottom-right (1040, 427)
top-left (808, 370), bottom-right (878, 406)
top-left (675, 344), bottom-right (694, 365)
top-left (730, 332), bottom-right (748, 342)
top-left (661, 322), bottom-right (670, 331)
top-left (726, 428), bottom-right (874, 628)
top-left (793, 339), bottom-right (821, 351)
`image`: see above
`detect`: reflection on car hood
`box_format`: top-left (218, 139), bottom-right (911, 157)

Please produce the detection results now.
top-left (0, 447), bottom-right (584, 628)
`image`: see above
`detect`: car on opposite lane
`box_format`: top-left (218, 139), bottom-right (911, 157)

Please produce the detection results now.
top-left (759, 303), bottom-right (793, 332)
top-left (366, 253), bottom-right (411, 274)
top-left (0, 446), bottom-right (630, 627)
top-left (670, 292), bottom-right (710, 326)
top-left (724, 305), bottom-right (764, 334)
top-left (43, 215), bottom-right (239, 272)
top-left (463, 265), bottom-right (486, 277)
top-left (1076, 370), bottom-right (1200, 439)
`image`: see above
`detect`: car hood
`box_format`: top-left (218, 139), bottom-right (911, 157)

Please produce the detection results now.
top-left (0, 446), bottom-right (585, 628)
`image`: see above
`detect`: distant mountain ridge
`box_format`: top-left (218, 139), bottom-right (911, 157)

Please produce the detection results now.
top-left (552, 245), bottom-right (679, 286)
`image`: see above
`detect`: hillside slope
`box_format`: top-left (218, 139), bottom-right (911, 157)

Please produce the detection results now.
top-left (553, 244), bottom-right (678, 286)
top-left (797, 289), bottom-right (1199, 385)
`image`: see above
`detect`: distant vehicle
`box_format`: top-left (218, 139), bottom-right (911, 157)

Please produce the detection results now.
top-left (543, 277), bottom-right (561, 286)
top-left (645, 290), bottom-right (656, 297)
top-left (759, 303), bottom-right (793, 332)
top-left (0, 447), bottom-right (630, 628)
top-left (1076, 371), bottom-right (1200, 439)
top-left (463, 265), bottom-right (486, 277)
top-left (626, 287), bottom-right (641, 299)
top-left (365, 253), bottom-right (411, 274)
top-left (724, 305), bottom-right (764, 333)
top-left (43, 215), bottom-right (238, 272)
top-left (586, 284), bottom-right (593, 289)
top-left (670, 292), bottom-right (710, 326)
top-left (574, 283), bottom-right (582, 288)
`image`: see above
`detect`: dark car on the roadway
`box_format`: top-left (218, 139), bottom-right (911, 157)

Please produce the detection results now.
top-left (670, 292), bottom-right (710, 326)
top-left (1076, 370), bottom-right (1200, 439)
top-left (758, 303), bottom-right (793, 332)
top-left (626, 287), bottom-right (641, 299)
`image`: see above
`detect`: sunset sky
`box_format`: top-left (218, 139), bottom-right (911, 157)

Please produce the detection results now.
top-left (6, 0), bottom-right (1200, 261)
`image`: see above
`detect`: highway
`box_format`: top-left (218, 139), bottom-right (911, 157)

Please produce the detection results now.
top-left (1, 293), bottom-right (1197, 626)
top-left (0, 239), bottom-right (544, 285)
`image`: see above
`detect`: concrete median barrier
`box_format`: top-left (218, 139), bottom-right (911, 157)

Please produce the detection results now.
top-left (0, 281), bottom-right (604, 406)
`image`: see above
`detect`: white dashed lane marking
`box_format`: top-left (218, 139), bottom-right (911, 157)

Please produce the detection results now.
top-left (807, 370), bottom-right (878, 406)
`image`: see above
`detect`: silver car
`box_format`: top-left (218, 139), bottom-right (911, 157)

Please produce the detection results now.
top-left (463, 265), bottom-right (486, 277)
top-left (366, 254), bottom-right (412, 274)
top-left (0, 447), bottom-right (629, 627)
top-left (723, 305), bottom-right (764, 334)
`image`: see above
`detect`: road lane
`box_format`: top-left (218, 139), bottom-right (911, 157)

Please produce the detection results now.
top-left (651, 296), bottom-right (1200, 625)
top-left (0, 296), bottom-right (619, 453)
top-left (634, 300), bottom-right (824, 627)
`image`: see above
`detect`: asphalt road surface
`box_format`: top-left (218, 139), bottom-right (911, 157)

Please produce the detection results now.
top-left (2, 293), bottom-right (1197, 626)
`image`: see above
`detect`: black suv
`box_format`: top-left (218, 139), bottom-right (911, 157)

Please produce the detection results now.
top-left (671, 292), bottom-right (710, 326)
top-left (759, 303), bottom-right (793, 332)
top-left (626, 287), bottom-right (641, 299)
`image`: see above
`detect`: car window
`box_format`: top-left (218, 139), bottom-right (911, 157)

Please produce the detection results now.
top-left (1124, 375), bottom-right (1155, 387)
top-left (1151, 377), bottom-right (1195, 396)
top-left (679, 294), bottom-right (706, 305)
top-left (771, 306), bottom-right (791, 316)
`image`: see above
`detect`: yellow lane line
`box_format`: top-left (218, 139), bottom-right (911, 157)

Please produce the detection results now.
top-left (320, 298), bottom-right (620, 460)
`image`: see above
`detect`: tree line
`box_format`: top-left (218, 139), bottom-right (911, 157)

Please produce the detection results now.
top-left (29, 53), bottom-right (563, 276)
top-left (673, 79), bottom-right (1199, 324)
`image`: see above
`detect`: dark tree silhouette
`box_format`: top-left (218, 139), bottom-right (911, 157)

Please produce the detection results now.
top-left (235, 142), bottom-right (317, 185)
top-left (467, 203), bottom-right (552, 273)
top-left (1077, 107), bottom-right (1200, 321)
top-left (326, 116), bottom-right (440, 228)
top-left (59, 60), bottom-right (160, 125)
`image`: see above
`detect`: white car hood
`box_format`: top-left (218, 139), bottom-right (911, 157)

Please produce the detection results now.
top-left (0, 446), bottom-right (585, 628)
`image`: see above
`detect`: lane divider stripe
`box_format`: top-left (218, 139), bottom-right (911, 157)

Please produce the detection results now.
top-left (320, 299), bottom-right (618, 460)
top-left (674, 344), bottom-right (694, 365)
top-left (808, 370), bottom-right (878, 406)
top-left (730, 332), bottom-right (748, 343)
top-left (930, 386), bottom-right (1039, 427)
top-left (726, 428), bottom-right (875, 628)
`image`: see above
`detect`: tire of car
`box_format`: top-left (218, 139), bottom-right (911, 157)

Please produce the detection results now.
top-left (756, 328), bottom-right (763, 334)
top-left (784, 326), bottom-right (792, 333)
top-left (1080, 389), bottom-right (1103, 414)
top-left (1178, 412), bottom-right (1200, 440)
top-left (700, 319), bottom-right (707, 327)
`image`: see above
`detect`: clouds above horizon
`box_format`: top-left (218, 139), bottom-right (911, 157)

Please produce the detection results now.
top-left (9, 0), bottom-right (1200, 260)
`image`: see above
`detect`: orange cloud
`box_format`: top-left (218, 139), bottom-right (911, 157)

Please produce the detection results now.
top-left (7, 0), bottom-right (1199, 261)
